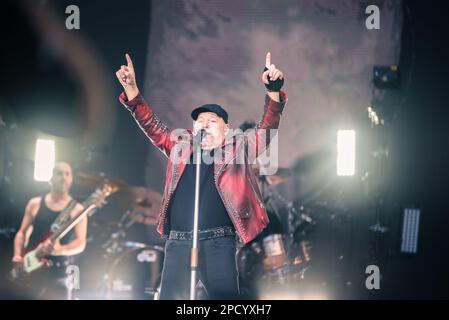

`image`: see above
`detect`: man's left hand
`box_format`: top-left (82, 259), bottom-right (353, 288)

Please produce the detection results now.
top-left (262, 52), bottom-right (284, 88)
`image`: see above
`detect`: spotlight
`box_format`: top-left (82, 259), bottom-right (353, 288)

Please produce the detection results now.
top-left (34, 139), bottom-right (55, 181)
top-left (337, 130), bottom-right (356, 176)
top-left (367, 106), bottom-right (384, 126)
top-left (400, 208), bottom-right (421, 254)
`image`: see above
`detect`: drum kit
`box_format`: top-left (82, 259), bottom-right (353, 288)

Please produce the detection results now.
top-left (236, 166), bottom-right (317, 298)
top-left (73, 171), bottom-right (164, 300)
top-left (72, 166), bottom-right (318, 300)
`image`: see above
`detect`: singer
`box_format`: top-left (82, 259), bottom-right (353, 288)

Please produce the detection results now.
top-left (116, 52), bottom-right (287, 299)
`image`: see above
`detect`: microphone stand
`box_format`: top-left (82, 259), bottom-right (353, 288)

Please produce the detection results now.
top-left (190, 129), bottom-right (205, 300)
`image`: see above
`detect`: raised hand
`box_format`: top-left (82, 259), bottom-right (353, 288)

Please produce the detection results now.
top-left (116, 53), bottom-right (140, 100)
top-left (262, 52), bottom-right (284, 85)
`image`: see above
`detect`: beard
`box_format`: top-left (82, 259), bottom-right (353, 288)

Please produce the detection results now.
top-left (201, 134), bottom-right (222, 150)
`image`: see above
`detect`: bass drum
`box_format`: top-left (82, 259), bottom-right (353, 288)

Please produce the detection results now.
top-left (237, 208), bottom-right (313, 298)
top-left (105, 244), bottom-right (164, 300)
top-left (237, 210), bottom-right (287, 298)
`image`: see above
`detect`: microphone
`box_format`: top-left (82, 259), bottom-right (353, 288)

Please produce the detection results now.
top-left (194, 129), bottom-right (207, 142)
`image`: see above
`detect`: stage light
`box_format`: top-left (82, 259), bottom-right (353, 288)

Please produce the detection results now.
top-left (259, 291), bottom-right (301, 300)
top-left (34, 139), bottom-right (55, 181)
top-left (258, 285), bottom-right (331, 300)
top-left (400, 208), bottom-right (420, 254)
top-left (337, 130), bottom-right (356, 176)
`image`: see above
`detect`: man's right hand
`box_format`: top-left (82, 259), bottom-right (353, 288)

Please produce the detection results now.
top-left (36, 239), bottom-right (54, 257)
top-left (11, 255), bottom-right (23, 263)
top-left (116, 53), bottom-right (140, 101)
top-left (11, 255), bottom-right (24, 278)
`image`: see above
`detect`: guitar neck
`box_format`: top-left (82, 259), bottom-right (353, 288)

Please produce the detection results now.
top-left (50, 203), bottom-right (96, 242)
top-left (45, 186), bottom-right (109, 245)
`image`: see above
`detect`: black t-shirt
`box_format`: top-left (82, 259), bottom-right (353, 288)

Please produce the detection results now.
top-left (168, 149), bottom-right (233, 231)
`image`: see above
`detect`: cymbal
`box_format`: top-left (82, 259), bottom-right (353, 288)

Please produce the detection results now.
top-left (112, 186), bottom-right (163, 226)
top-left (128, 207), bottom-right (158, 226)
top-left (251, 166), bottom-right (292, 185)
top-left (88, 218), bottom-right (118, 229)
top-left (75, 171), bottom-right (128, 193)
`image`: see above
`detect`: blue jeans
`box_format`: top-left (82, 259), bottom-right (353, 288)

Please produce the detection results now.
top-left (159, 234), bottom-right (240, 300)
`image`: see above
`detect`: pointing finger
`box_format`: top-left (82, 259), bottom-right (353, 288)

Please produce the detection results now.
top-left (265, 52), bottom-right (271, 69)
top-left (269, 64), bottom-right (276, 77)
top-left (125, 53), bottom-right (134, 69)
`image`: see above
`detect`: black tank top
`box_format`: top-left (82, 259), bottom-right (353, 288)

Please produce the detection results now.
top-left (27, 195), bottom-right (77, 265)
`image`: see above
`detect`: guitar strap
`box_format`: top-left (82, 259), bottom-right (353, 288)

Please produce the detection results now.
top-left (50, 198), bottom-right (78, 234)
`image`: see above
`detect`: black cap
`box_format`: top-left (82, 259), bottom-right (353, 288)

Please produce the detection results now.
top-left (191, 104), bottom-right (228, 124)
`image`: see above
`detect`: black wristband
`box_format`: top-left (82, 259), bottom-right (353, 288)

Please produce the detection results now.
top-left (263, 67), bottom-right (284, 91)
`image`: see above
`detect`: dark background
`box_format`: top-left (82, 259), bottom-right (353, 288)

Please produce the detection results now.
top-left (0, 0), bottom-right (448, 299)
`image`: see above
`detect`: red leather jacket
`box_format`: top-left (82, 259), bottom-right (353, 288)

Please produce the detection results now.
top-left (119, 91), bottom-right (287, 244)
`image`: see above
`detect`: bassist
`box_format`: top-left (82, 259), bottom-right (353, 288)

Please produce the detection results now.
top-left (11, 162), bottom-right (86, 299)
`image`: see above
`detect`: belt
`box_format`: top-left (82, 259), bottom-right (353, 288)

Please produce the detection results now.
top-left (168, 226), bottom-right (235, 241)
